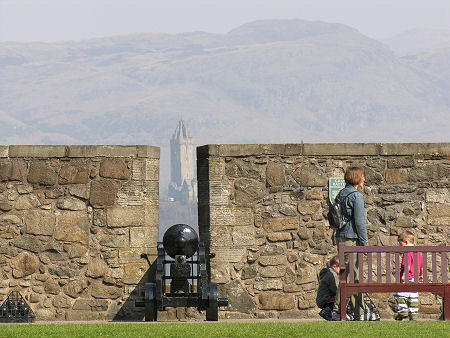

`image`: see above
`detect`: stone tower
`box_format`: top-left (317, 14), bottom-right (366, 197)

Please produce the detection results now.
top-left (168, 120), bottom-right (197, 202)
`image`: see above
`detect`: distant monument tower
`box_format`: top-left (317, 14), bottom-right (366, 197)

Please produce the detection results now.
top-left (168, 120), bottom-right (197, 203)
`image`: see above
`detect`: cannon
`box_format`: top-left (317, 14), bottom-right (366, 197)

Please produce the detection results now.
top-left (135, 224), bottom-right (228, 321)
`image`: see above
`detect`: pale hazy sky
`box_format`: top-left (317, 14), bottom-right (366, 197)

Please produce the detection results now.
top-left (1, 0), bottom-right (449, 42)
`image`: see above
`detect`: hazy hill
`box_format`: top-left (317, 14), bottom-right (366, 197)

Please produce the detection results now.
top-left (383, 28), bottom-right (450, 56)
top-left (0, 19), bottom-right (449, 189)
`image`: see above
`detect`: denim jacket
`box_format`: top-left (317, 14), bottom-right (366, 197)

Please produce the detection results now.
top-left (334, 184), bottom-right (369, 246)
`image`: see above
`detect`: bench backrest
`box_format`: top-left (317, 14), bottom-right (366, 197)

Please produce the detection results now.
top-left (338, 242), bottom-right (449, 284)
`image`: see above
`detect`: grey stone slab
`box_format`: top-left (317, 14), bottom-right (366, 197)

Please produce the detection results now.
top-left (67, 145), bottom-right (138, 158)
top-left (302, 143), bottom-right (381, 156)
top-left (9, 145), bottom-right (67, 158)
top-left (379, 143), bottom-right (450, 156)
top-left (0, 146), bottom-right (8, 158)
top-left (136, 145), bottom-right (160, 159)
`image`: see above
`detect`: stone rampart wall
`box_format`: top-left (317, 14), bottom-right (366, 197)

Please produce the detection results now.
top-left (0, 145), bottom-right (159, 320)
top-left (197, 143), bottom-right (449, 319)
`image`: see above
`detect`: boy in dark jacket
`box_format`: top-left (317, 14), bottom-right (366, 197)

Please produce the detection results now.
top-left (316, 255), bottom-right (340, 320)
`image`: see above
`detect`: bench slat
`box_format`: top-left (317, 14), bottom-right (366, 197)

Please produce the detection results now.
top-left (386, 252), bottom-right (391, 283)
top-left (423, 252), bottom-right (428, 283)
top-left (442, 252), bottom-right (448, 283)
top-left (377, 252), bottom-right (382, 283)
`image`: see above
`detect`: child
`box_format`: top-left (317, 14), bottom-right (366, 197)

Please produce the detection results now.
top-left (394, 231), bottom-right (423, 321)
top-left (316, 255), bottom-right (340, 320)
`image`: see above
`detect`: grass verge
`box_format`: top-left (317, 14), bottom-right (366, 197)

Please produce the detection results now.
top-left (0, 321), bottom-right (448, 338)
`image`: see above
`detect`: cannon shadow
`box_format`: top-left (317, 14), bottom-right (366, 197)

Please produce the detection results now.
top-left (112, 259), bottom-right (156, 321)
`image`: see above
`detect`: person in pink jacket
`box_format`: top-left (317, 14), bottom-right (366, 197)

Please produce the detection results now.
top-left (394, 230), bottom-right (423, 321)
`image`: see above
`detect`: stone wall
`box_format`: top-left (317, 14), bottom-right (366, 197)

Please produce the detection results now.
top-left (0, 145), bottom-right (159, 320)
top-left (197, 143), bottom-right (449, 320)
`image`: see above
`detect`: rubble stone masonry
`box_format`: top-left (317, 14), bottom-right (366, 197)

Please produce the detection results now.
top-left (0, 145), bottom-right (159, 320)
top-left (197, 143), bottom-right (449, 320)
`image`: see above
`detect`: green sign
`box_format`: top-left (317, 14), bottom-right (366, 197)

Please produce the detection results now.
top-left (329, 178), bottom-right (345, 203)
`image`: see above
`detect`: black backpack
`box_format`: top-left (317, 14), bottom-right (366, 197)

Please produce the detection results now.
top-left (327, 191), bottom-right (357, 229)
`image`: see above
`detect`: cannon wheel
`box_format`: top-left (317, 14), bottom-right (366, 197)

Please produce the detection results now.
top-left (206, 283), bottom-right (218, 321)
top-left (144, 283), bottom-right (157, 321)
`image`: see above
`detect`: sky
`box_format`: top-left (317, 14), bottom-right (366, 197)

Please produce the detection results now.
top-left (1, 0), bottom-right (449, 42)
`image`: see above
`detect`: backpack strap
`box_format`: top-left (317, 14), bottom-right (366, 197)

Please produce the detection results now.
top-left (339, 190), bottom-right (358, 222)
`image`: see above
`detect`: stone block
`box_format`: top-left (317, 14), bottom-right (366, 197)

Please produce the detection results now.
top-left (56, 196), bottom-right (86, 211)
top-left (64, 280), bottom-right (88, 298)
top-left (303, 143), bottom-right (379, 156)
top-left (68, 185), bottom-right (90, 199)
top-left (68, 145), bottom-right (137, 158)
top-left (9, 145), bottom-right (66, 158)
top-left (89, 180), bottom-right (119, 208)
top-left (234, 178), bottom-right (267, 206)
top-left (27, 161), bottom-right (58, 185)
top-left (267, 232), bottom-right (292, 242)
top-left (297, 201), bottom-right (322, 216)
top-left (131, 159), bottom-right (159, 181)
top-left (118, 248), bottom-right (157, 263)
top-left (99, 233), bottom-right (129, 248)
top-left (136, 145), bottom-right (160, 159)
top-left (259, 292), bottom-right (295, 310)
top-left (59, 165), bottom-right (89, 184)
top-left (14, 235), bottom-right (43, 253)
top-left (296, 266), bottom-right (317, 285)
top-left (263, 217), bottom-right (298, 232)
top-left (129, 227), bottom-right (158, 248)
top-left (123, 263), bottom-right (148, 284)
top-left (11, 252), bottom-right (39, 278)
top-left (210, 227), bottom-right (232, 247)
top-left (266, 163), bottom-right (285, 187)
top-left (198, 181), bottom-right (231, 206)
top-left (25, 209), bottom-right (55, 236)
top-left (17, 184), bottom-right (33, 194)
top-left (209, 206), bottom-right (253, 227)
top-left (99, 159), bottom-right (131, 180)
top-left (232, 226), bottom-right (255, 246)
top-left (116, 181), bottom-right (159, 206)
top-left (54, 211), bottom-right (89, 244)
top-left (210, 262), bottom-right (230, 284)
top-left (260, 244), bottom-right (285, 256)
top-left (298, 292), bottom-right (316, 309)
top-left (408, 164), bottom-right (449, 182)
top-left (15, 194), bottom-right (41, 210)
top-left (86, 257), bottom-right (108, 278)
top-left (426, 189), bottom-right (450, 203)
top-left (0, 160), bottom-right (24, 181)
top-left (259, 255), bottom-right (286, 266)
top-left (385, 169), bottom-right (407, 184)
top-left (210, 247), bottom-right (246, 263)
top-left (260, 266), bottom-right (286, 278)
top-left (253, 279), bottom-right (283, 291)
top-left (65, 311), bottom-right (100, 321)
top-left (395, 216), bottom-right (414, 228)
top-left (225, 159), bottom-right (265, 181)
top-left (197, 157), bottom-right (225, 181)
top-left (44, 279), bottom-right (61, 295)
top-left (427, 203), bottom-right (450, 226)
top-left (0, 146), bottom-right (7, 157)
top-left (106, 206), bottom-right (148, 227)
top-left (380, 143), bottom-right (450, 156)
top-left (292, 165), bottom-right (327, 187)
top-left (222, 280), bottom-right (256, 313)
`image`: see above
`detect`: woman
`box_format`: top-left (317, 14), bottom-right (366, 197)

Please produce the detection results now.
top-left (331, 166), bottom-right (369, 321)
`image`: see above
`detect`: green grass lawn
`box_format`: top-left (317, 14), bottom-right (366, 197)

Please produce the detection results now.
top-left (0, 321), bottom-right (448, 338)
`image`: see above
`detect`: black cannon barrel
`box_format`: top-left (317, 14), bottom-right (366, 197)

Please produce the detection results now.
top-left (163, 224), bottom-right (199, 259)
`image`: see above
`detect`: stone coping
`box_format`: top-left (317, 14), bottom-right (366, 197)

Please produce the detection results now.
top-left (197, 143), bottom-right (450, 158)
top-left (0, 145), bottom-right (159, 158)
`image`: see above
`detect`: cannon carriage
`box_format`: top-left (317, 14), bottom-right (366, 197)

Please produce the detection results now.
top-left (135, 224), bottom-right (228, 321)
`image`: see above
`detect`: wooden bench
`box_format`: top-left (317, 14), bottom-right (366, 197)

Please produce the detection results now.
top-left (338, 242), bottom-right (450, 321)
